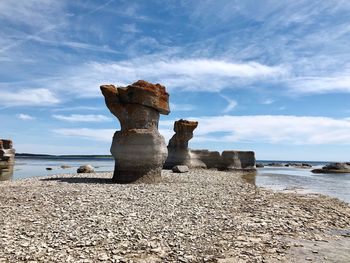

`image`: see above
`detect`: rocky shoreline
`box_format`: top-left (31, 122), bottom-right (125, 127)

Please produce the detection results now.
top-left (0, 170), bottom-right (349, 262)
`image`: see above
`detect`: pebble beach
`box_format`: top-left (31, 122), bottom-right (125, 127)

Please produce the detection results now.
top-left (0, 169), bottom-right (349, 262)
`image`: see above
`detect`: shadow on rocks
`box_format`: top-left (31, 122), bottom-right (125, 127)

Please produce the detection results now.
top-left (41, 177), bottom-right (113, 184)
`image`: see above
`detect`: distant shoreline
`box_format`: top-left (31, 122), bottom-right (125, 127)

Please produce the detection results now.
top-left (15, 153), bottom-right (113, 159)
top-left (14, 153), bottom-right (332, 164)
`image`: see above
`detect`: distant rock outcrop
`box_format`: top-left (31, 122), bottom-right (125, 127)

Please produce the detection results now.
top-left (219, 151), bottom-right (256, 171)
top-left (101, 80), bottom-right (170, 183)
top-left (312, 162), bottom-right (350, 174)
top-left (0, 139), bottom-right (15, 181)
top-left (164, 119), bottom-right (199, 169)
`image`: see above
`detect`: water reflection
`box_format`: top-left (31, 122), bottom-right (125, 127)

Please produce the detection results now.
top-left (241, 171), bottom-right (257, 185)
top-left (0, 164), bottom-right (14, 181)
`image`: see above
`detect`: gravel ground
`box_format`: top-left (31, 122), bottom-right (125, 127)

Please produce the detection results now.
top-left (0, 169), bottom-right (349, 262)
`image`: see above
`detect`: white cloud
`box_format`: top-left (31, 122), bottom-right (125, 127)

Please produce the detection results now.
top-left (16, 113), bottom-right (35, 121)
top-left (45, 58), bottom-right (287, 98)
top-left (53, 128), bottom-right (115, 141)
top-left (0, 88), bottom-right (60, 107)
top-left (170, 103), bottom-right (196, 111)
top-left (262, 99), bottom-right (274, 105)
top-left (121, 23), bottom-right (141, 33)
top-left (220, 94), bottom-right (237, 113)
top-left (0, 0), bottom-right (65, 28)
top-left (288, 75), bottom-right (350, 94)
top-left (53, 127), bottom-right (173, 143)
top-left (52, 114), bottom-right (111, 122)
top-left (53, 115), bottom-right (350, 146)
top-left (52, 106), bottom-right (104, 112)
top-left (162, 115), bottom-right (350, 145)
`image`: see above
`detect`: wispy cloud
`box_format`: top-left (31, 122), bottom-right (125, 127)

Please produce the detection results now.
top-left (26, 35), bottom-right (120, 54)
top-left (220, 94), bottom-right (237, 113)
top-left (53, 128), bottom-right (114, 141)
top-left (39, 58), bottom-right (287, 98)
top-left (262, 99), bottom-right (274, 105)
top-left (52, 114), bottom-right (111, 122)
top-left (121, 23), bottom-right (141, 33)
top-left (162, 115), bottom-right (350, 145)
top-left (288, 74), bottom-right (350, 94)
top-left (16, 113), bottom-right (35, 121)
top-left (52, 106), bottom-right (104, 112)
top-left (53, 115), bottom-right (350, 146)
top-left (170, 103), bottom-right (196, 112)
top-left (0, 88), bottom-right (60, 107)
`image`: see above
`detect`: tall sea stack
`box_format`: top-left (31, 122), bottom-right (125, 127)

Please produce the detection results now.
top-left (100, 80), bottom-right (170, 183)
top-left (164, 119), bottom-right (199, 169)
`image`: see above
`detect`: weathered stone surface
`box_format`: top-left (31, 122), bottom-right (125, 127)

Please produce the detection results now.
top-left (190, 150), bottom-right (221, 169)
top-left (219, 151), bottom-right (256, 171)
top-left (312, 162), bottom-right (350, 174)
top-left (0, 139), bottom-right (15, 181)
top-left (101, 80), bottom-right (170, 183)
top-left (164, 119), bottom-right (199, 169)
top-left (0, 139), bottom-right (15, 165)
top-left (77, 165), bottom-right (95, 173)
top-left (256, 163), bottom-right (264, 168)
top-left (172, 165), bottom-right (189, 173)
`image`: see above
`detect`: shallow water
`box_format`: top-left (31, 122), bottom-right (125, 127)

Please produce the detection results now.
top-left (1, 158), bottom-right (349, 203)
top-left (255, 166), bottom-right (350, 203)
top-left (0, 157), bottom-right (114, 181)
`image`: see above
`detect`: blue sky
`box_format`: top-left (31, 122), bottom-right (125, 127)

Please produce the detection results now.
top-left (1, 0), bottom-right (350, 161)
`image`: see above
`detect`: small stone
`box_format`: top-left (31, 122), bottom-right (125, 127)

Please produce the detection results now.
top-left (172, 165), bottom-right (189, 173)
top-left (77, 165), bottom-right (94, 173)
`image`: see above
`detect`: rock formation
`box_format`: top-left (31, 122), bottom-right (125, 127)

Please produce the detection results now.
top-left (101, 80), bottom-right (170, 183)
top-left (219, 151), bottom-right (256, 171)
top-left (0, 139), bottom-right (15, 181)
top-left (164, 119), bottom-right (201, 169)
top-left (190, 150), bottom-right (221, 169)
top-left (312, 162), bottom-right (350, 174)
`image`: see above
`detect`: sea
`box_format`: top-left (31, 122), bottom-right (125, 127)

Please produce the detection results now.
top-left (1, 157), bottom-right (349, 203)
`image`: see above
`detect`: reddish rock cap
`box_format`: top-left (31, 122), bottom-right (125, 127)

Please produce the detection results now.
top-left (174, 119), bottom-right (198, 133)
top-left (100, 80), bottom-right (170, 115)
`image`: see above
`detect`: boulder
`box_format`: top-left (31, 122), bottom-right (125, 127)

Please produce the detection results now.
top-left (219, 151), bottom-right (256, 171)
top-left (312, 162), bottom-right (350, 174)
top-left (172, 165), bottom-right (189, 173)
top-left (164, 119), bottom-right (199, 169)
top-left (101, 80), bottom-right (170, 183)
top-left (77, 165), bottom-right (95, 173)
top-left (256, 163), bottom-right (264, 168)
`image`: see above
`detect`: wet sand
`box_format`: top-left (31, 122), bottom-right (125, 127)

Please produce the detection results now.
top-left (0, 169), bottom-right (349, 262)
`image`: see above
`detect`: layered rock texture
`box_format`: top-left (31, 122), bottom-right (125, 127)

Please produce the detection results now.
top-left (219, 151), bottom-right (256, 171)
top-left (190, 149), bottom-right (256, 171)
top-left (190, 150), bottom-right (221, 169)
top-left (101, 80), bottom-right (170, 183)
top-left (0, 139), bottom-right (15, 181)
top-left (164, 119), bottom-right (200, 169)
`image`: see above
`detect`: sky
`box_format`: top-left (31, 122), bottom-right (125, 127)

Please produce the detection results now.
top-left (1, 0), bottom-right (350, 161)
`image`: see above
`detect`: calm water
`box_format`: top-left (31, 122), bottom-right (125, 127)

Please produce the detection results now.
top-left (1, 158), bottom-right (349, 203)
top-left (0, 157), bottom-right (115, 181)
top-left (255, 165), bottom-right (350, 203)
